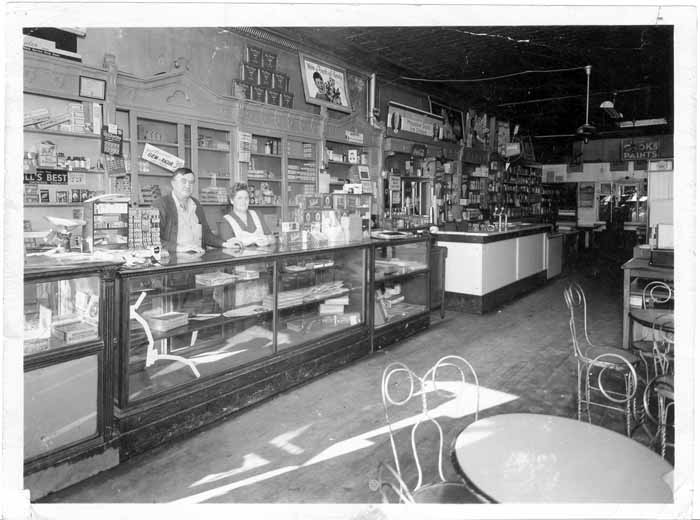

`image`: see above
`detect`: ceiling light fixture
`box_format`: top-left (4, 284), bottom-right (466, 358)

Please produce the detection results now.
top-left (600, 94), bottom-right (623, 119)
top-left (575, 65), bottom-right (597, 143)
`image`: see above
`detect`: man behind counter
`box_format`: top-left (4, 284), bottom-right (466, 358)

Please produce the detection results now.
top-left (153, 167), bottom-right (241, 253)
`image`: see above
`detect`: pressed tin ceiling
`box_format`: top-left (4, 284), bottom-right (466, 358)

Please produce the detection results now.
top-left (263, 26), bottom-right (674, 145)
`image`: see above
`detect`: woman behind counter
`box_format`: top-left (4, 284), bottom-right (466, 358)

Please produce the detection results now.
top-left (220, 183), bottom-right (274, 247)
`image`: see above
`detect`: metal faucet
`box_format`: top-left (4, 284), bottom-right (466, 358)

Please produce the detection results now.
top-left (494, 206), bottom-right (506, 231)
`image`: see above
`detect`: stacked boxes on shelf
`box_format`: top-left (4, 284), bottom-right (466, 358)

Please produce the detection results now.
top-left (286, 162), bottom-right (317, 181)
top-left (24, 101), bottom-right (101, 134)
top-left (140, 184), bottom-right (162, 204)
top-left (128, 207), bottom-right (160, 250)
top-left (199, 186), bottom-right (228, 204)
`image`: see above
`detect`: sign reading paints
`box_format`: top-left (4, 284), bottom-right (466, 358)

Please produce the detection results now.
top-left (621, 138), bottom-right (660, 160)
top-left (142, 143), bottom-right (185, 172)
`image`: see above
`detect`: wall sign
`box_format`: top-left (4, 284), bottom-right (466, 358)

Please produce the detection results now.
top-left (345, 130), bottom-right (364, 145)
top-left (648, 159), bottom-right (673, 172)
top-left (24, 168), bottom-right (69, 185)
top-left (299, 53), bottom-right (351, 113)
top-left (142, 143), bottom-right (184, 172)
top-left (387, 101), bottom-right (442, 137)
top-left (621, 138), bottom-right (660, 160)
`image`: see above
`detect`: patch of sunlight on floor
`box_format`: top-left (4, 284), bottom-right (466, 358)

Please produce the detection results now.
top-left (173, 465), bottom-right (301, 504)
top-left (269, 424), bottom-right (312, 455)
top-left (189, 452), bottom-right (269, 487)
top-left (174, 381), bottom-right (519, 503)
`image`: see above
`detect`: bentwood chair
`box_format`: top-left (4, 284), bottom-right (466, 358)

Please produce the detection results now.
top-left (376, 356), bottom-right (485, 503)
top-left (564, 283), bottom-right (641, 436)
top-left (643, 374), bottom-right (675, 459)
top-left (631, 281), bottom-right (674, 381)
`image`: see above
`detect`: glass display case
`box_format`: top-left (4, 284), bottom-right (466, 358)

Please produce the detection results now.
top-left (118, 245), bottom-right (368, 405)
top-left (372, 237), bottom-right (431, 350)
top-left (23, 259), bottom-right (120, 468)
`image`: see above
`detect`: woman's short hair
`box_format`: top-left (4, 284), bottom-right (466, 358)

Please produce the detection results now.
top-left (229, 182), bottom-right (249, 199)
top-left (313, 71), bottom-right (322, 81)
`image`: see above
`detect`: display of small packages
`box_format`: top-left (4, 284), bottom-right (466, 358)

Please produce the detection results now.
top-left (129, 207), bottom-right (160, 250)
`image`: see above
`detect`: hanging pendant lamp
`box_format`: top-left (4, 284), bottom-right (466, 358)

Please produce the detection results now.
top-left (576, 65), bottom-right (597, 143)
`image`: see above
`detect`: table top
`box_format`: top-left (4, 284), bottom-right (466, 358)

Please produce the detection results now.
top-left (452, 413), bottom-right (673, 503)
top-left (622, 257), bottom-right (674, 276)
top-left (630, 309), bottom-right (674, 332)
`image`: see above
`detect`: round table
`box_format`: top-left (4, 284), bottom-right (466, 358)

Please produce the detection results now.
top-left (452, 413), bottom-right (673, 503)
top-left (629, 309), bottom-right (674, 333)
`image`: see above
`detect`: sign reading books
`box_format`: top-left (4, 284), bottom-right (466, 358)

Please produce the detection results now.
top-left (621, 138), bottom-right (660, 160)
top-left (101, 125), bottom-right (123, 156)
top-left (141, 143), bottom-right (185, 172)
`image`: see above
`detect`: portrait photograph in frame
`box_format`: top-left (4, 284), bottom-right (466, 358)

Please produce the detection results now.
top-left (429, 97), bottom-right (465, 143)
top-left (299, 53), bottom-right (351, 113)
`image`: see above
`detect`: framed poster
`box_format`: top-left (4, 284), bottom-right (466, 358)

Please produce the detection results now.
top-left (428, 98), bottom-right (464, 143)
top-left (79, 76), bottom-right (106, 100)
top-left (299, 53), bottom-right (351, 113)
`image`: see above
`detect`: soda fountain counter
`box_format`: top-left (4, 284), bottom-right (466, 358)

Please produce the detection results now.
top-left (433, 223), bottom-right (552, 313)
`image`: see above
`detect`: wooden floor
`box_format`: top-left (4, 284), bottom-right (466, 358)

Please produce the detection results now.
top-left (40, 254), bottom-right (671, 504)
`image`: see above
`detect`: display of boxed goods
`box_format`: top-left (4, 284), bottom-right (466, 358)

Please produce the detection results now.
top-left (319, 303), bottom-right (345, 315)
top-left (140, 184), bottom-right (162, 204)
top-left (195, 271), bottom-right (238, 287)
top-left (286, 311), bottom-right (360, 333)
top-left (145, 311), bottom-right (189, 331)
top-left (83, 196), bottom-right (130, 251)
top-left (263, 281), bottom-right (347, 309)
top-left (234, 267), bottom-right (260, 280)
top-left (37, 141), bottom-right (57, 167)
top-left (199, 185), bottom-right (228, 203)
top-left (128, 207), bottom-right (160, 250)
top-left (51, 320), bottom-right (99, 345)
